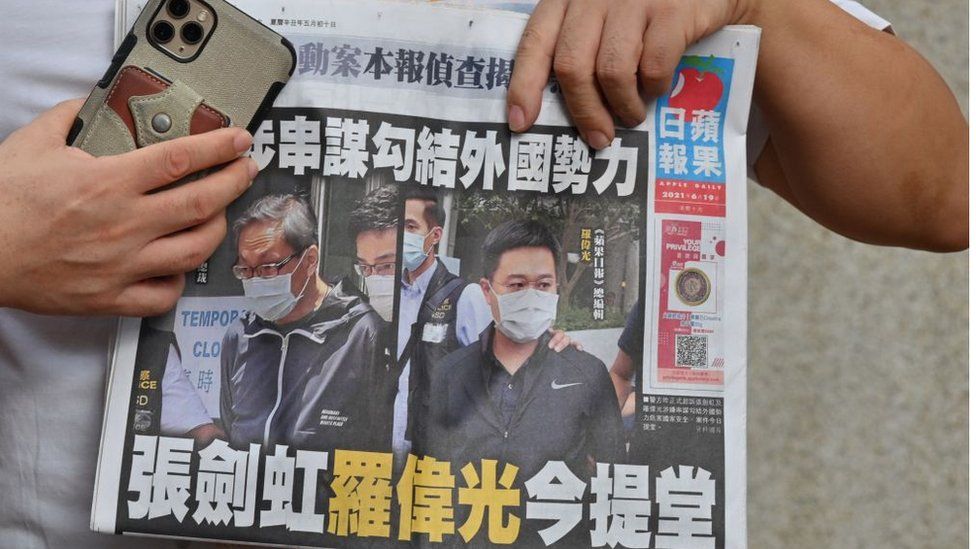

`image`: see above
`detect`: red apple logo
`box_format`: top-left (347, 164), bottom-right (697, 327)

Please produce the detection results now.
top-left (668, 57), bottom-right (725, 120)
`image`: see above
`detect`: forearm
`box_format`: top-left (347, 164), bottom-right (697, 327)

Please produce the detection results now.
top-left (608, 351), bottom-right (635, 410)
top-left (745, 0), bottom-right (968, 251)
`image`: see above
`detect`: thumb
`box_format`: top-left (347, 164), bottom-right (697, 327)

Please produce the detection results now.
top-left (31, 98), bottom-right (86, 143)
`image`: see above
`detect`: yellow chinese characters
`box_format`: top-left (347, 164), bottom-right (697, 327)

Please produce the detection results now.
top-left (327, 450), bottom-right (393, 538)
top-left (396, 454), bottom-right (455, 542)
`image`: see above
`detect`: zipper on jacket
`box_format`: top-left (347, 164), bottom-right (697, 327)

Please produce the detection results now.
top-left (262, 334), bottom-right (290, 448)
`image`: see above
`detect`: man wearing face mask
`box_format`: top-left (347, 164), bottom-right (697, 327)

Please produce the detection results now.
top-left (421, 219), bottom-right (624, 489)
top-left (218, 194), bottom-right (389, 452)
top-left (348, 187), bottom-right (582, 472)
top-left (349, 185), bottom-right (401, 324)
top-left (394, 188), bottom-right (496, 470)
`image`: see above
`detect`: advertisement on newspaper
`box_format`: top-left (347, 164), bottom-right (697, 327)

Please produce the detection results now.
top-left (92, 1), bottom-right (758, 547)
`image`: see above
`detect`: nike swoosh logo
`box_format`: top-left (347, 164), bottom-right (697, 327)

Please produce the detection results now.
top-left (551, 380), bottom-right (583, 390)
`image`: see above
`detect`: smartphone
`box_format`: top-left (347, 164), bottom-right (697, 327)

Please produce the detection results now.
top-left (68, 0), bottom-right (296, 156)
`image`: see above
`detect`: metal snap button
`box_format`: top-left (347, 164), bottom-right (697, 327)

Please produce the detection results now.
top-left (151, 113), bottom-right (172, 133)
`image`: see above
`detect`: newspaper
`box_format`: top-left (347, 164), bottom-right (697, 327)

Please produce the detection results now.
top-left (93, 1), bottom-right (758, 547)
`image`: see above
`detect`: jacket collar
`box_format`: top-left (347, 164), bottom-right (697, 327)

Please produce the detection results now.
top-left (243, 277), bottom-right (372, 341)
top-left (462, 324), bottom-right (554, 432)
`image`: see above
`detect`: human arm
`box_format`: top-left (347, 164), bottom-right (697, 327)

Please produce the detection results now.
top-left (609, 300), bottom-right (642, 411)
top-left (456, 283), bottom-right (495, 346)
top-left (160, 343), bottom-right (221, 442)
top-left (609, 350), bottom-right (636, 413)
top-left (507, 0), bottom-right (967, 251)
top-left (0, 99), bottom-right (258, 315)
top-left (748, 0), bottom-right (966, 251)
top-left (187, 423), bottom-right (226, 447)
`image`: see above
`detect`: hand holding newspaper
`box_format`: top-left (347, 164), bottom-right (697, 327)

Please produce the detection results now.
top-left (93, 0), bottom-right (758, 547)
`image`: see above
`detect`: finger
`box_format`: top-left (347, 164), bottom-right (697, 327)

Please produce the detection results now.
top-left (546, 329), bottom-right (569, 352)
top-left (639, 5), bottom-right (688, 99)
top-left (26, 98), bottom-right (85, 143)
top-left (596, 0), bottom-right (650, 127)
top-left (113, 274), bottom-right (185, 317)
top-left (136, 214), bottom-right (227, 279)
top-left (552, 0), bottom-right (615, 149)
top-left (103, 127), bottom-right (253, 192)
top-left (145, 156), bottom-right (255, 235)
top-left (507, 0), bottom-right (569, 132)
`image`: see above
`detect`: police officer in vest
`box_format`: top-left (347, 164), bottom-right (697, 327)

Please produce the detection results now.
top-left (393, 188), bottom-right (492, 471)
top-left (348, 186), bottom-right (582, 471)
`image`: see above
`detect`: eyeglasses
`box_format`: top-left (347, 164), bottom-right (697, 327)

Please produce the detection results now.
top-left (354, 261), bottom-right (397, 277)
top-left (232, 252), bottom-right (299, 280)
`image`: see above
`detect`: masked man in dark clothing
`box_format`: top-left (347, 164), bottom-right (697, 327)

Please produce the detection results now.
top-left (348, 186), bottom-right (581, 474)
top-left (218, 194), bottom-right (389, 453)
top-left (419, 219), bottom-right (624, 548)
top-left (392, 189), bottom-right (494, 470)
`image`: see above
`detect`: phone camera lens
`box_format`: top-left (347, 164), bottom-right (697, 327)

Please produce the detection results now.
top-left (151, 20), bottom-right (175, 44)
top-left (182, 21), bottom-right (207, 45)
top-left (167, 0), bottom-right (191, 18)
top-left (181, 21), bottom-right (204, 44)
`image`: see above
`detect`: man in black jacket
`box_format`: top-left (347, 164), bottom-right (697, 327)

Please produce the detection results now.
top-left (420, 219), bottom-right (624, 547)
top-left (218, 194), bottom-right (389, 453)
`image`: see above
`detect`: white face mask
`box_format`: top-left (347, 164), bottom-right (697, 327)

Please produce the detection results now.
top-left (364, 274), bottom-right (395, 322)
top-left (490, 286), bottom-right (560, 344)
top-left (241, 249), bottom-right (311, 322)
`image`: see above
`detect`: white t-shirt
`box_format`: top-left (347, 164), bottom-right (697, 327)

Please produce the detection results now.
top-left (0, 1), bottom-right (889, 547)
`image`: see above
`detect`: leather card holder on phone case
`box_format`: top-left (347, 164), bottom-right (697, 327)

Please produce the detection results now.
top-left (77, 65), bottom-right (229, 156)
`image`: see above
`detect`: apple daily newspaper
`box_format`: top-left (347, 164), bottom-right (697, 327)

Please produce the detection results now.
top-left (93, 1), bottom-right (758, 547)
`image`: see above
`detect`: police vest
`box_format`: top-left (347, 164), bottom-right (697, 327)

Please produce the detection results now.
top-left (402, 259), bottom-right (467, 446)
top-left (131, 325), bottom-right (178, 435)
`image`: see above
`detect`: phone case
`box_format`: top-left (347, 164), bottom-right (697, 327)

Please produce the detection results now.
top-left (69, 0), bottom-right (296, 156)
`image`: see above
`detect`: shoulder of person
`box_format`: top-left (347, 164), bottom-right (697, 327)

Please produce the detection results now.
top-left (550, 344), bottom-right (611, 381)
top-left (459, 281), bottom-right (483, 297)
top-left (220, 314), bottom-right (249, 346)
top-left (430, 337), bottom-right (481, 381)
top-left (350, 306), bottom-right (386, 337)
top-left (457, 282), bottom-right (488, 306)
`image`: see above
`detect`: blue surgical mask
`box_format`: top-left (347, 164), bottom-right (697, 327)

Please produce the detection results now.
top-left (402, 230), bottom-right (433, 272)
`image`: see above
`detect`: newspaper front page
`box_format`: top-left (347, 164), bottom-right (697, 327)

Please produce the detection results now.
top-left (92, 1), bottom-right (758, 547)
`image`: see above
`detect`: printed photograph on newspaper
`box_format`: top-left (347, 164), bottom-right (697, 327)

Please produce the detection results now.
top-left (92, 0), bottom-right (759, 547)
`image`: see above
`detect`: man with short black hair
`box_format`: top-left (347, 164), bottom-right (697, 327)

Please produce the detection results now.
top-left (218, 193), bottom-right (389, 452)
top-left (349, 185), bottom-right (400, 323)
top-left (394, 188), bottom-right (497, 469)
top-left (421, 219), bottom-right (624, 546)
top-left (349, 186), bottom-right (580, 471)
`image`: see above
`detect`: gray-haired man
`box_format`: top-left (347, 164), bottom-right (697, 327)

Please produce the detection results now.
top-left (218, 193), bottom-right (390, 452)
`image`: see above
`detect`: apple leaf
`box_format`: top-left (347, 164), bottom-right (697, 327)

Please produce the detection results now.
top-left (682, 55), bottom-right (726, 77)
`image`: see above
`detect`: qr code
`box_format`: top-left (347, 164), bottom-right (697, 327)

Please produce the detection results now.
top-left (676, 335), bottom-right (708, 369)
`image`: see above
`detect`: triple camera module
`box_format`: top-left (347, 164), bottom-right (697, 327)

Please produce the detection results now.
top-left (149, 0), bottom-right (216, 60)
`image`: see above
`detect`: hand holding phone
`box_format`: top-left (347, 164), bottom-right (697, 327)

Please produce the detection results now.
top-left (70, 0), bottom-right (295, 153)
top-left (0, 0), bottom-right (295, 315)
top-left (0, 100), bottom-right (257, 315)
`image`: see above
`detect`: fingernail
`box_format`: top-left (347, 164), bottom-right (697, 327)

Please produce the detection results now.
top-left (508, 105), bottom-right (526, 131)
top-left (587, 131), bottom-right (610, 149)
top-left (247, 158), bottom-right (259, 179)
top-left (234, 131), bottom-right (253, 154)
